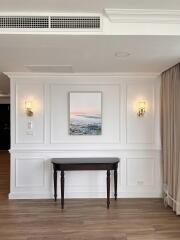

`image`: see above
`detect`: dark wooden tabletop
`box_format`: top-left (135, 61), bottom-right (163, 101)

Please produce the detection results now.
top-left (51, 157), bottom-right (120, 165)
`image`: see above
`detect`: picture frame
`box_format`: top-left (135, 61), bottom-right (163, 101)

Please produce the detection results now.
top-left (69, 91), bottom-right (102, 136)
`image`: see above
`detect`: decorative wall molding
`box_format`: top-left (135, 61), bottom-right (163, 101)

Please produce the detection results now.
top-left (126, 157), bottom-right (155, 187)
top-left (50, 83), bottom-right (120, 144)
top-left (15, 82), bottom-right (45, 144)
top-left (9, 149), bottom-right (162, 199)
top-left (126, 80), bottom-right (156, 145)
top-left (15, 158), bottom-right (46, 188)
top-left (9, 147), bottom-right (162, 154)
top-left (9, 73), bottom-right (162, 199)
top-left (104, 9), bottom-right (180, 24)
top-left (9, 74), bottom-right (161, 150)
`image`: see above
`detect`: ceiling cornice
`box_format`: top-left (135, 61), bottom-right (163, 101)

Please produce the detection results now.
top-left (104, 9), bottom-right (180, 24)
top-left (5, 72), bottom-right (160, 79)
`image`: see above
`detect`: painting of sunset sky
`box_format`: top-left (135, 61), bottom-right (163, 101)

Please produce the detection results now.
top-left (69, 92), bottom-right (102, 135)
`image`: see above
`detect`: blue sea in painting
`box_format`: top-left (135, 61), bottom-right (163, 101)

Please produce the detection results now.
top-left (70, 114), bottom-right (102, 135)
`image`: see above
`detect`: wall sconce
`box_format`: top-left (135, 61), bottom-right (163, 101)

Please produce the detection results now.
top-left (25, 101), bottom-right (33, 117)
top-left (137, 101), bottom-right (146, 117)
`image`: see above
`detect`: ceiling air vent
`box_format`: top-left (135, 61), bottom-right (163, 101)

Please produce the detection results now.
top-left (0, 15), bottom-right (102, 31)
top-left (25, 65), bottom-right (73, 73)
top-left (50, 16), bottom-right (100, 29)
top-left (0, 16), bottom-right (49, 28)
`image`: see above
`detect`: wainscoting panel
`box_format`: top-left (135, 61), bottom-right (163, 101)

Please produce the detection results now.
top-left (126, 157), bottom-right (155, 187)
top-left (9, 149), bottom-right (162, 199)
top-left (15, 158), bottom-right (46, 188)
top-left (8, 73), bottom-right (162, 199)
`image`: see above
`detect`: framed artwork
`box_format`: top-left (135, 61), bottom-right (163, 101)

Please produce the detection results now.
top-left (69, 92), bottom-right (102, 135)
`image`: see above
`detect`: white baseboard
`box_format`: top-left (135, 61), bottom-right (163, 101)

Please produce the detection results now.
top-left (9, 191), bottom-right (162, 199)
top-left (9, 192), bottom-right (53, 199)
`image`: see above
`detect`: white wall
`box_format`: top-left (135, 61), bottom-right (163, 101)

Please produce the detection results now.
top-left (8, 73), bottom-right (162, 199)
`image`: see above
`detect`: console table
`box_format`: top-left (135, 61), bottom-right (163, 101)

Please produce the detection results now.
top-left (51, 158), bottom-right (119, 209)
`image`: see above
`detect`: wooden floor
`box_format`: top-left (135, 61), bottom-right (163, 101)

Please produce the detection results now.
top-left (0, 152), bottom-right (180, 240)
top-left (0, 151), bottom-right (10, 199)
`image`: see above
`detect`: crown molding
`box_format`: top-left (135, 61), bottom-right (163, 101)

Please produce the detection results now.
top-left (5, 72), bottom-right (160, 79)
top-left (104, 9), bottom-right (180, 24)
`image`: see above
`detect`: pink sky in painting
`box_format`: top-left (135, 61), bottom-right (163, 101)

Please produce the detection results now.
top-left (70, 92), bottom-right (101, 117)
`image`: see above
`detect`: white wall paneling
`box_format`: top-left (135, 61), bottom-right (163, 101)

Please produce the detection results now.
top-left (8, 73), bottom-right (162, 199)
top-left (15, 81), bottom-right (45, 144)
top-left (15, 158), bottom-right (46, 188)
top-left (50, 84), bottom-right (120, 144)
top-left (9, 156), bottom-right (52, 199)
top-left (126, 80), bottom-right (155, 144)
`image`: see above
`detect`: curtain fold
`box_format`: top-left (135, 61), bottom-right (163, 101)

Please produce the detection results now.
top-left (161, 63), bottom-right (180, 215)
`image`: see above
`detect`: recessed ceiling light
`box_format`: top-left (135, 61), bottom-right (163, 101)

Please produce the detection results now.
top-left (115, 51), bottom-right (130, 58)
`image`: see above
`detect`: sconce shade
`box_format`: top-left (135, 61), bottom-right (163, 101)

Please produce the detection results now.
top-left (25, 101), bottom-right (32, 109)
top-left (137, 101), bottom-right (146, 117)
top-left (25, 101), bottom-right (33, 117)
top-left (138, 101), bottom-right (146, 109)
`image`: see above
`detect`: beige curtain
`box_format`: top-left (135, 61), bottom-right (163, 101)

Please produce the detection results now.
top-left (161, 63), bottom-right (180, 215)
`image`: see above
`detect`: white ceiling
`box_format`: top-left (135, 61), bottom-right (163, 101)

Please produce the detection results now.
top-left (0, 1), bottom-right (180, 92)
top-left (0, 0), bottom-right (180, 12)
top-left (0, 35), bottom-right (180, 73)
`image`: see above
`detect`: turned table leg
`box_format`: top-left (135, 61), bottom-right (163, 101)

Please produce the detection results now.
top-left (107, 170), bottom-right (110, 209)
top-left (114, 166), bottom-right (118, 200)
top-left (53, 166), bottom-right (57, 202)
top-left (61, 170), bottom-right (64, 209)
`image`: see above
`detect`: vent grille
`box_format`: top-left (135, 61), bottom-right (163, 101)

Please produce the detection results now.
top-left (51, 16), bottom-right (100, 29)
top-left (0, 16), bottom-right (49, 28)
top-left (0, 15), bottom-right (101, 30)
